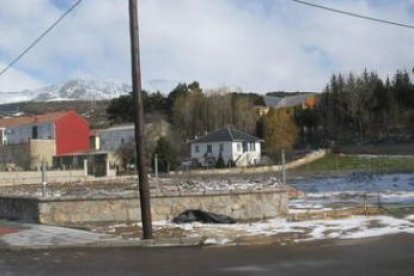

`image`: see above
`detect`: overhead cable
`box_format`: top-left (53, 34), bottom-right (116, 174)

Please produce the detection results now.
top-left (0, 0), bottom-right (83, 78)
top-left (291, 0), bottom-right (414, 30)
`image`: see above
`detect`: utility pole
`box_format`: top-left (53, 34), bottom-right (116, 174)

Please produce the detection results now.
top-left (128, 0), bottom-right (153, 239)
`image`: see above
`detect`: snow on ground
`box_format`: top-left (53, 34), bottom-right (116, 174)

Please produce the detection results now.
top-left (90, 172), bottom-right (414, 245)
top-left (405, 214), bottom-right (414, 221)
top-left (153, 215), bottom-right (414, 245)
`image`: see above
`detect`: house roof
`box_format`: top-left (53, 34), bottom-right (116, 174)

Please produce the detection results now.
top-left (0, 111), bottom-right (72, 128)
top-left (264, 94), bottom-right (316, 109)
top-left (192, 128), bottom-right (262, 143)
top-left (98, 124), bottom-right (135, 133)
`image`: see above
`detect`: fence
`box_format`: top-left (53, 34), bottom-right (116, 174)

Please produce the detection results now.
top-left (289, 190), bottom-right (414, 222)
top-left (170, 149), bottom-right (328, 176)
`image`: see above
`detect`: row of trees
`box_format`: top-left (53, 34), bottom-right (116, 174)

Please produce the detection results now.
top-left (106, 67), bottom-right (414, 170)
top-left (170, 83), bottom-right (260, 142)
top-left (316, 69), bottom-right (414, 143)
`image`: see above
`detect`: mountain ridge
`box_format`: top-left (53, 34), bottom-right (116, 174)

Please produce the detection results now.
top-left (0, 79), bottom-right (132, 104)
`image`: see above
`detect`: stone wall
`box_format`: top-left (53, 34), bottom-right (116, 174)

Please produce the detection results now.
top-left (0, 189), bottom-right (288, 227)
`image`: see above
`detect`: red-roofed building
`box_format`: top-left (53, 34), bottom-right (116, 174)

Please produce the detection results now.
top-left (0, 111), bottom-right (90, 169)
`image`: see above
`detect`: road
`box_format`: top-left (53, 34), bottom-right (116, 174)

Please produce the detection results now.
top-left (0, 234), bottom-right (413, 276)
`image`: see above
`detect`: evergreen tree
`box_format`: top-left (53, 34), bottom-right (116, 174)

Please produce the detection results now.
top-left (153, 137), bottom-right (178, 172)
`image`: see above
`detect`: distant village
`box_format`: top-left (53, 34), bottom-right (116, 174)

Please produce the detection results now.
top-left (0, 91), bottom-right (316, 176)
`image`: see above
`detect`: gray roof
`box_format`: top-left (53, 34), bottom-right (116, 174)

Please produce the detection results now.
top-left (193, 128), bottom-right (262, 143)
top-left (99, 124), bottom-right (134, 132)
top-left (264, 96), bottom-right (283, 107)
top-left (264, 94), bottom-right (315, 109)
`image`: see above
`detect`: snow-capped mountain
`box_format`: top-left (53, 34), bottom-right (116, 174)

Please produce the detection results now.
top-left (0, 79), bottom-right (132, 104)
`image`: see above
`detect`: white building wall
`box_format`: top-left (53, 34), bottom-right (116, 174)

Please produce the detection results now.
top-left (6, 123), bottom-right (55, 145)
top-left (191, 141), bottom-right (233, 166)
top-left (232, 142), bottom-right (243, 161)
top-left (191, 141), bottom-right (262, 167)
top-left (100, 127), bottom-right (135, 152)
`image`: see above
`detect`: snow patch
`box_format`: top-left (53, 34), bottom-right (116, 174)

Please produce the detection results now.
top-left (158, 215), bottom-right (414, 245)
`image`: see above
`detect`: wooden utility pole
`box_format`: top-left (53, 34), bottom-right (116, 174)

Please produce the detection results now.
top-left (128, 0), bottom-right (153, 239)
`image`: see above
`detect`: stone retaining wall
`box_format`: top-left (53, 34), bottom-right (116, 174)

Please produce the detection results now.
top-left (0, 189), bottom-right (288, 227)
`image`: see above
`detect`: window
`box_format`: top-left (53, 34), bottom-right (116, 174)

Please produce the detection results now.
top-left (195, 145), bottom-right (199, 153)
top-left (207, 144), bottom-right (212, 153)
top-left (250, 142), bottom-right (255, 151)
top-left (242, 142), bottom-right (248, 152)
top-left (237, 143), bottom-right (242, 152)
top-left (219, 144), bottom-right (224, 153)
top-left (32, 126), bottom-right (38, 139)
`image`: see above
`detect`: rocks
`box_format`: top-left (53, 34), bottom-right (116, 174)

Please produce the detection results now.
top-left (174, 176), bottom-right (282, 193)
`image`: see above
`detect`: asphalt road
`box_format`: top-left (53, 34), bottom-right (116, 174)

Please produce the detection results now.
top-left (0, 234), bottom-right (413, 276)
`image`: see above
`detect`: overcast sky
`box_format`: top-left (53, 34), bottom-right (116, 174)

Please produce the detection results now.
top-left (0, 0), bottom-right (413, 93)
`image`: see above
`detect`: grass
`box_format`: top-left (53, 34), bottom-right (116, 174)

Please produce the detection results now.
top-left (292, 153), bottom-right (414, 174)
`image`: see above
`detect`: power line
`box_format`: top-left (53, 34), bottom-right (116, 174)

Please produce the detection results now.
top-left (0, 0), bottom-right (83, 78)
top-left (291, 0), bottom-right (414, 30)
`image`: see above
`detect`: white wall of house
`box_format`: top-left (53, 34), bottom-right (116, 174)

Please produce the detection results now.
top-left (5, 123), bottom-right (55, 145)
top-left (233, 141), bottom-right (261, 167)
top-left (100, 126), bottom-right (135, 152)
top-left (191, 141), bottom-right (233, 166)
top-left (191, 141), bottom-right (261, 167)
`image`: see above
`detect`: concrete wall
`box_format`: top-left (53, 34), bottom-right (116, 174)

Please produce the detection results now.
top-left (0, 143), bottom-right (31, 170)
top-left (0, 170), bottom-right (89, 186)
top-left (100, 125), bottom-right (135, 152)
top-left (29, 139), bottom-right (56, 169)
top-left (0, 139), bottom-right (56, 170)
top-left (0, 189), bottom-right (288, 226)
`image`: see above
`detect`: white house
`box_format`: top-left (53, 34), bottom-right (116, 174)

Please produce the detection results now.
top-left (191, 128), bottom-right (263, 167)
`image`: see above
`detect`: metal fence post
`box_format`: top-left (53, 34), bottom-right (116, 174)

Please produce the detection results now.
top-left (41, 161), bottom-right (47, 197)
top-left (154, 153), bottom-right (158, 178)
top-left (281, 149), bottom-right (286, 186)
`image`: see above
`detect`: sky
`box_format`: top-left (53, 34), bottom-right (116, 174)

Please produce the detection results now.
top-left (0, 0), bottom-right (414, 93)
